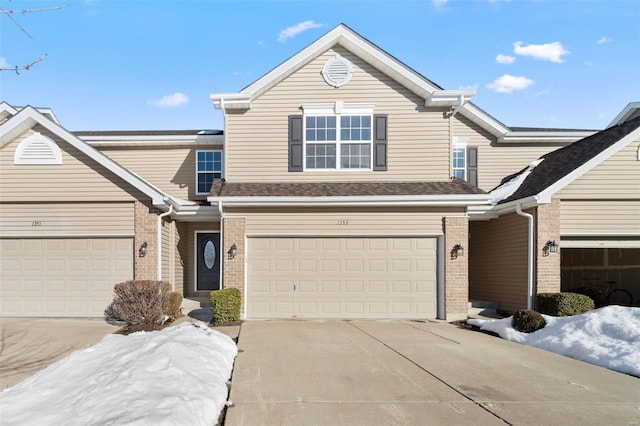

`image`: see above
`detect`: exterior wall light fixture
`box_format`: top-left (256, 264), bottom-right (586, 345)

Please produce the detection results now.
top-left (451, 243), bottom-right (464, 260)
top-left (228, 243), bottom-right (238, 260)
top-left (139, 241), bottom-right (148, 257)
top-left (542, 240), bottom-right (559, 257)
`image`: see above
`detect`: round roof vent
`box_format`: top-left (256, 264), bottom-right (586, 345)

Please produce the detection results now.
top-left (322, 55), bottom-right (353, 88)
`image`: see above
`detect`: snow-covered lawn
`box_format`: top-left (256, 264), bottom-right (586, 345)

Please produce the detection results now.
top-left (468, 305), bottom-right (640, 377)
top-left (0, 321), bottom-right (237, 426)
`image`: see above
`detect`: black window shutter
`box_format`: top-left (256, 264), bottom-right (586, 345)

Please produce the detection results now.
top-left (373, 114), bottom-right (388, 171)
top-left (289, 115), bottom-right (303, 172)
top-left (467, 146), bottom-right (478, 186)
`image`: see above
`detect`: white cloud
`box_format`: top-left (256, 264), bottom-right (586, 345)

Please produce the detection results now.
top-left (432, 0), bottom-right (448, 6)
top-left (148, 92), bottom-right (189, 108)
top-left (459, 83), bottom-right (480, 91)
top-left (486, 74), bottom-right (534, 93)
top-left (496, 53), bottom-right (515, 64)
top-left (584, 60), bottom-right (594, 66)
top-left (277, 21), bottom-right (324, 42)
top-left (0, 57), bottom-right (10, 68)
top-left (597, 36), bottom-right (612, 45)
top-left (513, 41), bottom-right (569, 63)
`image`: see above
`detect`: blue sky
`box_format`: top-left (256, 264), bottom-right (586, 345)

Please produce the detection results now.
top-left (1, 0), bottom-right (639, 131)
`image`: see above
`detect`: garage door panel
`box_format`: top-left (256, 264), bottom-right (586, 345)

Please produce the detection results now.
top-left (247, 237), bottom-right (437, 319)
top-left (0, 238), bottom-right (133, 317)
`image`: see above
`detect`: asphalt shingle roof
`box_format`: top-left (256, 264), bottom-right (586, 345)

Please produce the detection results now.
top-left (210, 179), bottom-right (486, 198)
top-left (498, 115), bottom-right (640, 204)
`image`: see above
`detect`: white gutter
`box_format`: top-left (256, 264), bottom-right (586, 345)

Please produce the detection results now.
top-left (208, 194), bottom-right (490, 206)
top-left (157, 205), bottom-right (174, 281)
top-left (516, 203), bottom-right (535, 310)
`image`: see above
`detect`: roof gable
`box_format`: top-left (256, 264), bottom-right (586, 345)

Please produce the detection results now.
top-left (210, 24), bottom-right (510, 137)
top-left (0, 106), bottom-right (169, 206)
top-left (495, 115), bottom-right (640, 205)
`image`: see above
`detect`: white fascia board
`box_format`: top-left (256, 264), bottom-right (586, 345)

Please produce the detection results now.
top-left (425, 90), bottom-right (475, 107)
top-left (0, 102), bottom-right (18, 119)
top-left (0, 107), bottom-right (169, 207)
top-left (607, 102), bottom-right (640, 128)
top-left (82, 134), bottom-right (224, 147)
top-left (209, 93), bottom-right (253, 110)
top-left (208, 193), bottom-right (491, 207)
top-left (498, 131), bottom-right (596, 144)
top-left (459, 103), bottom-right (510, 137)
top-left (489, 196), bottom-right (541, 215)
top-left (537, 126), bottom-right (640, 202)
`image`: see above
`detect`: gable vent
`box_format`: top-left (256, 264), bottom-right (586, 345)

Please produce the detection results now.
top-left (322, 55), bottom-right (353, 88)
top-left (14, 132), bottom-right (62, 165)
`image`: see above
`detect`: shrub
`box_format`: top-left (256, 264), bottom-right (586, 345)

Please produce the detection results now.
top-left (110, 280), bottom-right (171, 325)
top-left (536, 292), bottom-right (595, 317)
top-left (210, 288), bottom-right (241, 325)
top-left (512, 309), bottom-right (546, 333)
top-left (167, 291), bottom-right (183, 319)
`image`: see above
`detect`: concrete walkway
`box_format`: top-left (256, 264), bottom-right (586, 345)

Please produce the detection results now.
top-left (225, 321), bottom-right (640, 426)
top-left (0, 317), bottom-right (119, 389)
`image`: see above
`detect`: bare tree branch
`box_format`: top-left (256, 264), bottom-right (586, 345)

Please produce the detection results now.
top-left (0, 6), bottom-right (33, 39)
top-left (0, 54), bottom-right (48, 74)
top-left (1, 4), bottom-right (70, 14)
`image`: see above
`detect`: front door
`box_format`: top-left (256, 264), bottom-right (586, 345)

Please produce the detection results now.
top-left (196, 233), bottom-right (221, 291)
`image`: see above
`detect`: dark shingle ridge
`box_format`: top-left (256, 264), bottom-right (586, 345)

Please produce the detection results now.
top-left (211, 179), bottom-right (486, 198)
top-left (499, 115), bottom-right (640, 204)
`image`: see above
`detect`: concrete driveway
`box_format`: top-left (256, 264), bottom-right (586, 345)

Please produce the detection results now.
top-left (0, 317), bottom-right (118, 389)
top-left (226, 320), bottom-right (640, 426)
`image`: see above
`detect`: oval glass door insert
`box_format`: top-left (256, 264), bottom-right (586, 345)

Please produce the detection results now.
top-left (204, 240), bottom-right (216, 270)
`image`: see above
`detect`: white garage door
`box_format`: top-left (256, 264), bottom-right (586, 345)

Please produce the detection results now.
top-left (0, 238), bottom-right (133, 317)
top-left (247, 237), bottom-right (437, 319)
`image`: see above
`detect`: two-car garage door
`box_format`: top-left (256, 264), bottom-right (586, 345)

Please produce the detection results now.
top-left (0, 238), bottom-right (133, 317)
top-left (247, 237), bottom-right (437, 319)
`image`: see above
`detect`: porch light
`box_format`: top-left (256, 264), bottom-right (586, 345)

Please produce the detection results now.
top-left (228, 243), bottom-right (238, 260)
top-left (542, 240), bottom-right (559, 257)
top-left (451, 243), bottom-right (464, 260)
top-left (138, 241), bottom-right (148, 257)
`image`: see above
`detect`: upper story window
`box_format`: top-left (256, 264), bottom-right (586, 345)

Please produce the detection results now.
top-left (452, 138), bottom-right (478, 187)
top-left (196, 150), bottom-right (222, 194)
top-left (289, 104), bottom-right (387, 173)
top-left (452, 143), bottom-right (467, 180)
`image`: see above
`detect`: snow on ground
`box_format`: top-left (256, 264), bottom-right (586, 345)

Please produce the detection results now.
top-left (468, 306), bottom-right (640, 377)
top-left (0, 321), bottom-right (237, 426)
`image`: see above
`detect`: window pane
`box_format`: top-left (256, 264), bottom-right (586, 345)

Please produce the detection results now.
top-left (341, 128), bottom-right (350, 141)
top-left (327, 129), bottom-right (336, 140)
top-left (352, 116), bottom-right (360, 127)
top-left (340, 143), bottom-right (370, 169)
top-left (341, 116), bottom-right (349, 128)
top-left (362, 129), bottom-right (371, 140)
top-left (351, 129), bottom-right (360, 140)
top-left (306, 129), bottom-right (315, 141)
top-left (306, 143), bottom-right (336, 169)
top-left (306, 116), bottom-right (315, 127)
top-left (327, 116), bottom-right (336, 128)
top-left (362, 116), bottom-right (371, 127)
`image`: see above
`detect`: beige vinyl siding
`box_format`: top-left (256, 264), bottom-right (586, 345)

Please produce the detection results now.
top-left (557, 139), bottom-right (640, 199)
top-left (0, 127), bottom-right (142, 202)
top-left (560, 200), bottom-right (640, 236)
top-left (0, 202), bottom-right (134, 237)
top-left (225, 206), bottom-right (461, 235)
top-left (469, 212), bottom-right (529, 313)
top-left (184, 222), bottom-right (221, 298)
top-left (225, 47), bottom-right (450, 182)
top-left (99, 146), bottom-right (221, 200)
top-left (453, 115), bottom-right (564, 190)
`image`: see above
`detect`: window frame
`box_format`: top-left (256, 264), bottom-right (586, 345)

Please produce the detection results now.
top-left (452, 138), bottom-right (468, 180)
top-left (302, 103), bottom-right (375, 172)
top-left (195, 149), bottom-right (223, 195)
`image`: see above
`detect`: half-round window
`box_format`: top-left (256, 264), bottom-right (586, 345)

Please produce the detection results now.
top-left (203, 240), bottom-right (216, 270)
top-left (322, 55), bottom-right (353, 88)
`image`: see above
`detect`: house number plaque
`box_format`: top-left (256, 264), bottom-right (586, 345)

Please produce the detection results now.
top-left (337, 219), bottom-right (349, 226)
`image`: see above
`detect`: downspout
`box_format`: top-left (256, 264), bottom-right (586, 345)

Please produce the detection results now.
top-left (157, 204), bottom-right (174, 281)
top-left (516, 203), bottom-right (535, 310)
top-left (217, 200), bottom-right (224, 289)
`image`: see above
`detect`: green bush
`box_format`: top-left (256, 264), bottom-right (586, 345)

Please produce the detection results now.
top-left (167, 291), bottom-right (183, 319)
top-left (535, 292), bottom-right (595, 317)
top-left (109, 280), bottom-right (171, 325)
top-left (210, 288), bottom-right (241, 325)
top-left (512, 309), bottom-right (546, 333)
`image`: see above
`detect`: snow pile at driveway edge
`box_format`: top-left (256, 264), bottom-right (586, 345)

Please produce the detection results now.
top-left (0, 321), bottom-right (238, 426)
top-left (468, 306), bottom-right (640, 377)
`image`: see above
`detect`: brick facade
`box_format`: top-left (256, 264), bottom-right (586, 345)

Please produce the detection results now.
top-left (535, 198), bottom-right (561, 294)
top-left (134, 199), bottom-right (158, 280)
top-left (444, 216), bottom-right (469, 321)
top-left (223, 217), bottom-right (246, 313)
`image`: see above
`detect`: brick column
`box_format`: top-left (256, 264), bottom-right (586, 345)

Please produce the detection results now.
top-left (134, 199), bottom-right (158, 280)
top-left (444, 216), bottom-right (469, 321)
top-left (536, 199), bottom-right (561, 294)
top-left (223, 217), bottom-right (246, 314)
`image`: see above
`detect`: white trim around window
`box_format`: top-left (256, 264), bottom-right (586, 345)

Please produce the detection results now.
top-left (301, 102), bottom-right (375, 172)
